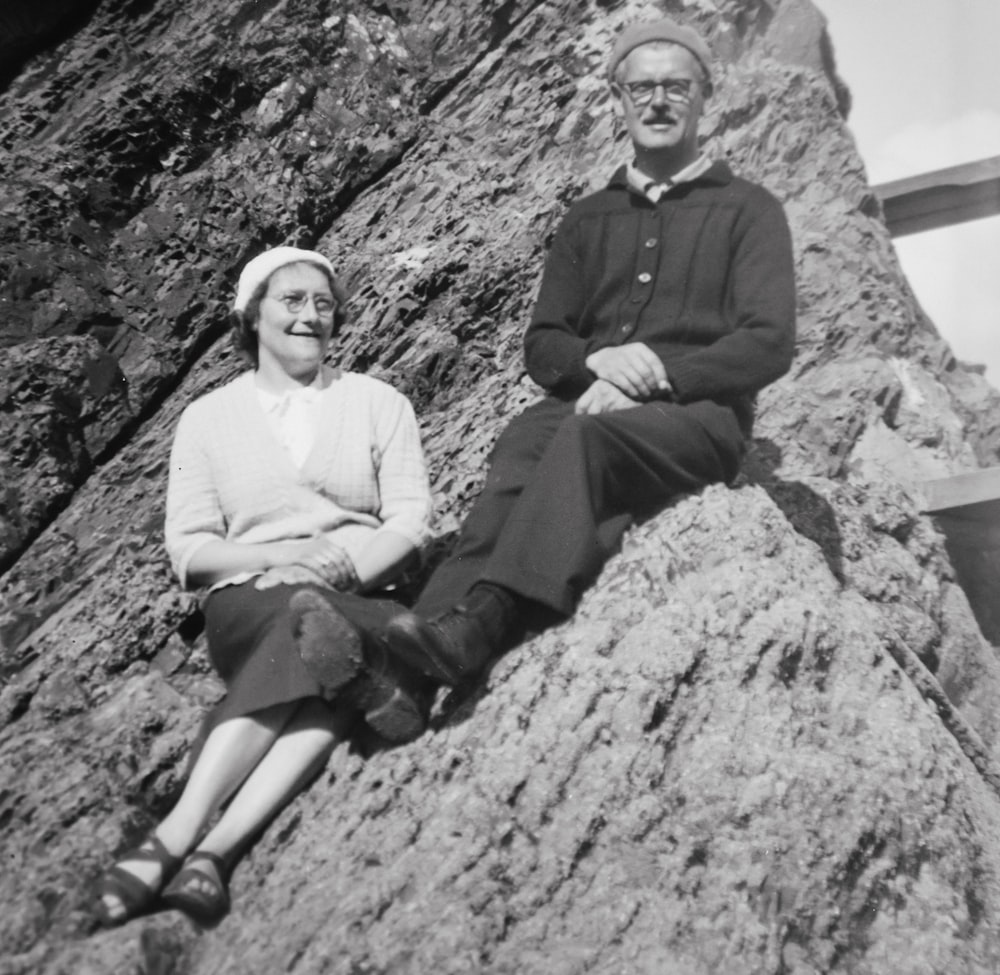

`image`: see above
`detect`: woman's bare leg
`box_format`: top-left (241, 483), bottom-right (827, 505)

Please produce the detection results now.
top-left (163, 697), bottom-right (347, 898)
top-left (100, 698), bottom-right (301, 920)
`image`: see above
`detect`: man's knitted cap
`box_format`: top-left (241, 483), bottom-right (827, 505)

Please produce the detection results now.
top-left (608, 17), bottom-right (713, 88)
top-left (233, 246), bottom-right (336, 313)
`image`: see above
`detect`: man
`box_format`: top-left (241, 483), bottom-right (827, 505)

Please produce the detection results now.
top-left (300, 17), bottom-right (796, 697)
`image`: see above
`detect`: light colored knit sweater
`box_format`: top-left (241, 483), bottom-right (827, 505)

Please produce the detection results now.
top-left (165, 370), bottom-right (432, 588)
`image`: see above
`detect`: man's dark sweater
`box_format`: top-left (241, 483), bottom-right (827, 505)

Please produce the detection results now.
top-left (523, 161), bottom-right (796, 433)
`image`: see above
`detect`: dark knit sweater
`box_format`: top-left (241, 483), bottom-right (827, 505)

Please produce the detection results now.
top-left (523, 161), bottom-right (796, 431)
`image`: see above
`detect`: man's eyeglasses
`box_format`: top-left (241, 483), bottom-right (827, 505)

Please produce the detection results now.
top-left (267, 293), bottom-right (338, 317)
top-left (620, 78), bottom-right (695, 106)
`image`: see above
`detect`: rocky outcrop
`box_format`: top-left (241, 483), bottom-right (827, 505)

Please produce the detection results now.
top-left (0, 0), bottom-right (101, 87)
top-left (2, 1), bottom-right (1000, 972)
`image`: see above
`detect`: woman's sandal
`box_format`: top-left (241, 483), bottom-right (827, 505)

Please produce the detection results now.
top-left (95, 834), bottom-right (182, 927)
top-left (161, 850), bottom-right (231, 925)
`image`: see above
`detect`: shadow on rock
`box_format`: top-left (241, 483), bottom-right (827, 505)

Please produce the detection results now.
top-left (745, 438), bottom-right (845, 584)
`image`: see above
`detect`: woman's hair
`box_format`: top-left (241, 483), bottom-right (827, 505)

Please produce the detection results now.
top-left (231, 261), bottom-right (349, 368)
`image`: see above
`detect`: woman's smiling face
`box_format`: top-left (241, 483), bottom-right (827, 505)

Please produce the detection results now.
top-left (254, 262), bottom-right (337, 382)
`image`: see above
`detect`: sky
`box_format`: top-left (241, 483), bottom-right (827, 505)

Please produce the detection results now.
top-left (817, 0), bottom-right (1000, 385)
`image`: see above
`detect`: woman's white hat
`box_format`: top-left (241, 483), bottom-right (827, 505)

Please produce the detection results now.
top-left (233, 246), bottom-right (336, 313)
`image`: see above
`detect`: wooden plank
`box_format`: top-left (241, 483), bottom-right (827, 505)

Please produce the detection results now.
top-left (920, 466), bottom-right (1000, 513)
top-left (873, 156), bottom-right (1000, 238)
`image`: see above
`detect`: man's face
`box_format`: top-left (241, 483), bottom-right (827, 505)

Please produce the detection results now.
top-left (613, 43), bottom-right (705, 161)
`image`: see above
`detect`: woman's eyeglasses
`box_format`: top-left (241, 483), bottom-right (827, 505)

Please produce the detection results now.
top-left (267, 293), bottom-right (338, 317)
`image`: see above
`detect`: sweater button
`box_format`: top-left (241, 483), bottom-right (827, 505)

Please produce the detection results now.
top-left (637, 272), bottom-right (652, 284)
top-left (645, 238), bottom-right (658, 248)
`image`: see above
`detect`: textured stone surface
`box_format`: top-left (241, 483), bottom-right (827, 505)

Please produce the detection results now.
top-left (3, 0), bottom-right (1000, 972)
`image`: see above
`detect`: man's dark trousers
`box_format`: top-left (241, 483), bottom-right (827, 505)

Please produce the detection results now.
top-left (414, 394), bottom-right (747, 619)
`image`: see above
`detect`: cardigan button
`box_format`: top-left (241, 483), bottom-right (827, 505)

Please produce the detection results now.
top-left (637, 272), bottom-right (652, 284)
top-left (645, 238), bottom-right (658, 248)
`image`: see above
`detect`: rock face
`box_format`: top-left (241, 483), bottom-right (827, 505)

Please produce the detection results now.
top-left (2, 1), bottom-right (1000, 972)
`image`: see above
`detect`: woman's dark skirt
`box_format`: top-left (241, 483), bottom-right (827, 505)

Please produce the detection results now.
top-left (200, 580), bottom-right (401, 731)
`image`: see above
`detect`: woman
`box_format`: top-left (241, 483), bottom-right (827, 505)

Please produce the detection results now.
top-left (95, 246), bottom-right (432, 926)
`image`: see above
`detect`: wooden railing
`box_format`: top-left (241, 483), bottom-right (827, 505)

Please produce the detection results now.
top-left (873, 156), bottom-right (1000, 238)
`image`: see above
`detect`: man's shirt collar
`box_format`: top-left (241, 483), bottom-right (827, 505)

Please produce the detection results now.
top-left (625, 154), bottom-right (714, 203)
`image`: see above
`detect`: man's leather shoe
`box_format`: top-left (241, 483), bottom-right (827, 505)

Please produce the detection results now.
top-left (382, 607), bottom-right (494, 685)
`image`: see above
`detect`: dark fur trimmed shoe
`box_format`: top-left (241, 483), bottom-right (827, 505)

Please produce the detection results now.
top-left (290, 589), bottom-right (429, 741)
top-left (290, 589), bottom-right (365, 694)
top-left (344, 634), bottom-right (432, 743)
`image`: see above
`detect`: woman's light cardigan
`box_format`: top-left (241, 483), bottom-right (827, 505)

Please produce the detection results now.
top-left (165, 370), bottom-right (432, 589)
